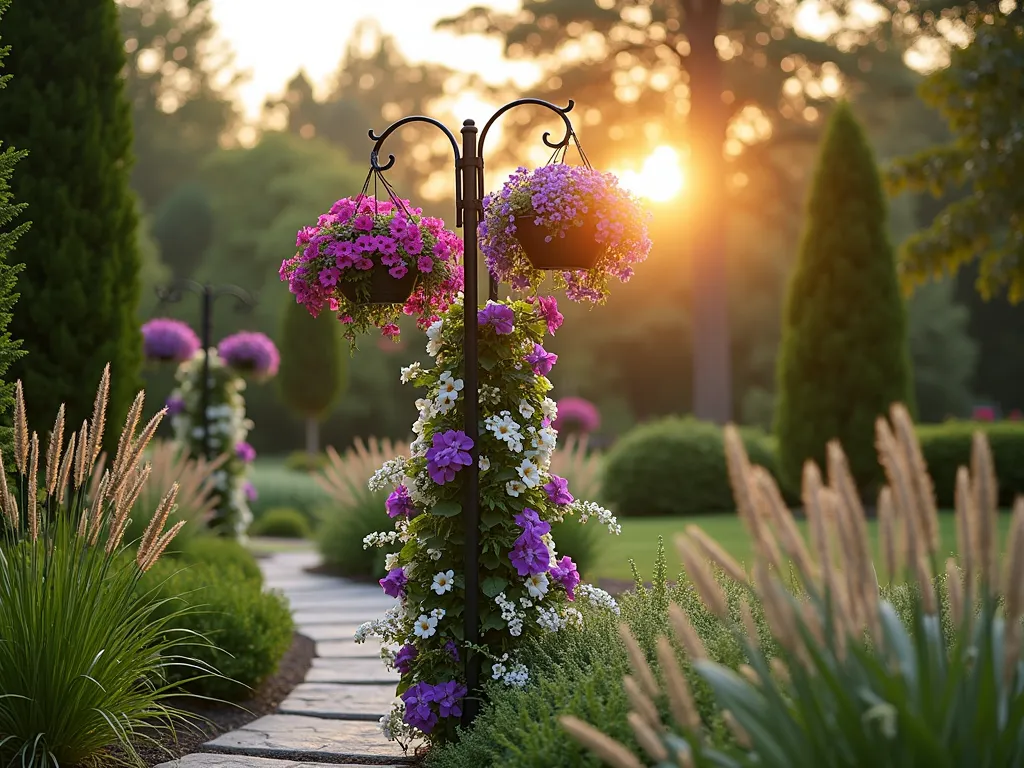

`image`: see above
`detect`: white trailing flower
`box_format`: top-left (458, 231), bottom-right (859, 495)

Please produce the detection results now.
top-left (541, 397), bottom-right (558, 421)
top-left (413, 613), bottom-right (438, 639)
top-left (479, 455), bottom-right (490, 471)
top-left (431, 570), bottom-right (455, 595)
top-left (524, 572), bottom-right (549, 598)
top-left (400, 362), bottom-right (422, 383)
top-left (569, 499), bottom-right (622, 535)
top-left (426, 319), bottom-right (444, 357)
top-left (577, 584), bottom-right (621, 615)
top-left (505, 480), bottom-right (526, 498)
top-left (369, 457), bottom-right (409, 492)
top-left (517, 458), bottom-right (541, 488)
top-left (363, 530), bottom-right (402, 549)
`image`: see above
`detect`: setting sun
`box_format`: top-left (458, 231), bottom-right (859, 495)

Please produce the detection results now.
top-left (614, 145), bottom-right (686, 203)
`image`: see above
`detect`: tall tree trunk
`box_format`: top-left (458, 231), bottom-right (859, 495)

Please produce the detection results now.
top-left (305, 417), bottom-right (320, 455)
top-left (684, 0), bottom-right (732, 423)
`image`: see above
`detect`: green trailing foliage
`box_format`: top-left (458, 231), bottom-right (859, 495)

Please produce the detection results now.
top-left (143, 559), bottom-right (295, 701)
top-left (0, 0), bottom-right (142, 446)
top-left (601, 417), bottom-right (778, 517)
top-left (775, 102), bottom-right (913, 496)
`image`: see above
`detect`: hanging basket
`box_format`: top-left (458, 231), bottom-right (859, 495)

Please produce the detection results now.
top-left (338, 261), bottom-right (419, 306)
top-left (514, 215), bottom-right (601, 271)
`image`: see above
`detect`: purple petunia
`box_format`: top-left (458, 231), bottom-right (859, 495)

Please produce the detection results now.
top-left (550, 555), bottom-right (581, 600)
top-left (434, 680), bottom-right (468, 719)
top-left (243, 481), bottom-right (258, 503)
top-left (141, 318), bottom-right (201, 363)
top-left (525, 343), bottom-right (558, 376)
top-left (401, 681), bottom-right (439, 734)
top-left (395, 644), bottom-right (418, 674)
top-left (165, 395), bottom-right (186, 416)
top-left (477, 302), bottom-right (515, 335)
top-left (379, 566), bottom-right (407, 599)
top-left (425, 430), bottom-right (474, 485)
top-left (218, 332), bottom-right (280, 379)
top-left (444, 639), bottom-right (460, 662)
top-left (535, 295), bottom-right (564, 335)
top-left (235, 441), bottom-right (256, 463)
top-left (514, 507), bottom-right (551, 537)
top-left (543, 475), bottom-right (574, 506)
top-left (386, 484), bottom-right (417, 519)
top-left (509, 530), bottom-right (551, 577)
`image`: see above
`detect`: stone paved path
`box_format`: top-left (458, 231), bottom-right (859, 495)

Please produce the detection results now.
top-left (156, 550), bottom-right (418, 768)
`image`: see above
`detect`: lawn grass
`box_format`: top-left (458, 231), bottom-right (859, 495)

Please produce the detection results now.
top-left (587, 511), bottom-right (1013, 583)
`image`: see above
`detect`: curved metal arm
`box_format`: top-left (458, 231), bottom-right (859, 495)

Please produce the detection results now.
top-left (154, 278), bottom-right (204, 304)
top-left (212, 284), bottom-right (257, 312)
top-left (368, 116), bottom-right (463, 216)
top-left (478, 98), bottom-right (575, 166)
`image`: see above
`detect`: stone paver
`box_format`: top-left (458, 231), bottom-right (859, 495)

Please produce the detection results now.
top-left (297, 624), bottom-right (365, 642)
top-left (206, 714), bottom-right (418, 763)
top-left (305, 658), bottom-right (398, 685)
top-left (155, 754), bottom-right (397, 767)
top-left (293, 610), bottom-right (380, 627)
top-left (278, 683), bottom-right (396, 720)
top-left (286, 595), bottom-right (395, 612)
top-left (315, 639), bottom-right (386, 659)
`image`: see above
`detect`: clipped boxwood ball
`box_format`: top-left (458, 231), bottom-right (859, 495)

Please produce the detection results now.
top-left (601, 417), bottom-right (778, 517)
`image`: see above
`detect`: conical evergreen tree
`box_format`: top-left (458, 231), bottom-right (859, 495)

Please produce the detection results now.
top-left (775, 102), bottom-right (913, 494)
top-left (0, 0), bottom-right (141, 440)
top-left (0, 0), bottom-right (27, 455)
top-left (277, 299), bottom-right (348, 455)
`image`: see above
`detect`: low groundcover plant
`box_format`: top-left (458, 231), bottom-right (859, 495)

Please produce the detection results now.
top-left (280, 194), bottom-right (464, 345)
top-left (356, 295), bottom-right (623, 745)
top-left (564, 406), bottom-right (1024, 767)
top-left (0, 365), bottom-right (197, 767)
top-left (480, 164), bottom-right (652, 303)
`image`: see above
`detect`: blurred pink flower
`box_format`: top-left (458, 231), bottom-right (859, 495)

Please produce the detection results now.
top-left (553, 396), bottom-right (600, 434)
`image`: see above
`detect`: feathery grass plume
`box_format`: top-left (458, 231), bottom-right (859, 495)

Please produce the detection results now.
top-left (970, 432), bottom-right (999, 592)
top-left (739, 596), bottom-right (759, 646)
top-left (73, 422), bottom-right (89, 490)
top-left (623, 676), bottom-right (662, 732)
top-left (752, 466), bottom-right (817, 585)
top-left (13, 380), bottom-right (26, 474)
top-left (1003, 499), bottom-right (1024, 628)
top-left (138, 519), bottom-right (187, 573)
top-left (107, 410), bottom-right (165, 507)
top-left (878, 487), bottom-right (899, 581)
top-left (803, 461), bottom-right (831, 573)
top-left (677, 535), bottom-right (729, 619)
top-left (685, 525), bottom-right (747, 584)
top-left (618, 623), bottom-right (660, 699)
top-left (87, 471), bottom-right (111, 546)
top-left (876, 417), bottom-right (924, 569)
top-left (105, 464), bottom-right (151, 554)
top-left (86, 363), bottom-right (110, 465)
top-left (890, 404), bottom-right (939, 557)
top-left (945, 558), bottom-right (964, 628)
top-left (138, 482), bottom-right (179, 562)
top-left (722, 710), bottom-right (752, 750)
top-left (26, 432), bottom-right (38, 540)
top-left (627, 711), bottom-right (669, 763)
top-left (560, 716), bottom-right (646, 768)
top-left (954, 467), bottom-right (975, 590)
top-left (723, 425), bottom-right (759, 532)
top-left (44, 404), bottom-right (64, 496)
top-left (56, 430), bottom-right (74, 504)
top-left (826, 441), bottom-right (874, 602)
top-left (109, 391), bottom-right (144, 483)
top-left (655, 635), bottom-right (701, 732)
top-left (0, 452), bottom-right (10, 528)
top-left (668, 601), bottom-right (708, 661)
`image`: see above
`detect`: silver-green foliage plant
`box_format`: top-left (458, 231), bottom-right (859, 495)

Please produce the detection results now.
top-left (564, 405), bottom-right (1024, 767)
top-left (0, 366), bottom-right (198, 767)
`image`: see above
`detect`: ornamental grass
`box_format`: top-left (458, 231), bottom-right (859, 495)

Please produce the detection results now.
top-left (563, 404), bottom-right (1024, 767)
top-left (0, 366), bottom-right (202, 767)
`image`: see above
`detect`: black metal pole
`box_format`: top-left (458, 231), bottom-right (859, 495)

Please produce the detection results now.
top-left (199, 284), bottom-right (213, 462)
top-left (459, 119), bottom-right (482, 725)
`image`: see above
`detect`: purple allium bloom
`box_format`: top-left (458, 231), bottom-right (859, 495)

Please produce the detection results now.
top-left (525, 343), bottom-right (558, 376)
top-left (553, 396), bottom-right (601, 435)
top-left (218, 332), bottom-right (280, 379)
top-left (477, 302), bottom-right (515, 335)
top-left (141, 318), bottom-right (201, 363)
top-left (425, 430), bottom-right (474, 485)
top-left (444, 639), bottom-right (460, 662)
top-left (434, 680), bottom-right (468, 719)
top-left (514, 507), bottom-right (551, 536)
top-left (401, 682), bottom-right (439, 734)
top-left (386, 484), bottom-right (417, 519)
top-left (543, 475), bottom-right (574, 506)
top-left (395, 644), bottom-right (418, 674)
top-left (535, 295), bottom-right (564, 335)
top-left (379, 566), bottom-right (407, 599)
top-left (165, 395), bottom-right (186, 416)
top-left (550, 555), bottom-right (581, 600)
top-left (509, 530), bottom-right (551, 577)
top-left (235, 441), bottom-right (256, 463)
top-left (243, 481), bottom-right (258, 503)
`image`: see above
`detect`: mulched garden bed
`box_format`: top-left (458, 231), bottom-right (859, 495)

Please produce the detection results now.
top-left (101, 631), bottom-right (315, 767)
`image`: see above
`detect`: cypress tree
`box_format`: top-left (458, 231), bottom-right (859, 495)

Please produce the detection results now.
top-left (277, 299), bottom-right (348, 455)
top-left (0, 0), bottom-right (26, 453)
top-left (0, 0), bottom-right (141, 440)
top-left (774, 102), bottom-right (913, 495)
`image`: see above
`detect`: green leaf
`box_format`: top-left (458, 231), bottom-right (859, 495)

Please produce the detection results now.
top-left (432, 500), bottom-right (462, 518)
top-left (481, 613), bottom-right (507, 632)
top-left (481, 507), bottom-right (505, 530)
top-left (481, 576), bottom-right (507, 598)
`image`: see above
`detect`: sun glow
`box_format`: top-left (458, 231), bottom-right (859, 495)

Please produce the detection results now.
top-left (614, 145), bottom-right (686, 203)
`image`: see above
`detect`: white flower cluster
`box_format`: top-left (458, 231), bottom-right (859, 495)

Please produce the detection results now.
top-left (569, 499), bottom-right (622, 535)
top-left (435, 370), bottom-right (464, 414)
top-left (380, 701), bottom-right (418, 743)
top-left (400, 362), bottom-right (422, 384)
top-left (363, 530), bottom-right (402, 549)
top-left (491, 653), bottom-right (530, 688)
top-left (479, 384), bottom-right (502, 405)
top-left (369, 457), bottom-right (410, 492)
top-left (536, 605), bottom-right (584, 633)
top-left (577, 584), bottom-right (621, 615)
top-left (485, 411), bottom-right (524, 453)
top-left (354, 605), bottom-right (404, 644)
top-left (426, 318), bottom-right (444, 357)
top-left (495, 592), bottom-right (525, 637)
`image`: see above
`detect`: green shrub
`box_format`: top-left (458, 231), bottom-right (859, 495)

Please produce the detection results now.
top-left (917, 420), bottom-right (1024, 507)
top-left (169, 535), bottom-right (263, 584)
top-left (284, 450), bottom-right (330, 473)
top-left (144, 560), bottom-right (294, 701)
top-left (549, 435), bottom-right (606, 575)
top-left (249, 507), bottom-right (311, 539)
top-left (250, 458), bottom-right (331, 523)
top-left (315, 439), bottom-right (408, 579)
top-left (601, 417), bottom-right (777, 517)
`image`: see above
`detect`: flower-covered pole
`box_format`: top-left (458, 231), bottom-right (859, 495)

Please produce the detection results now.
top-left (368, 98), bottom-right (576, 725)
top-left (155, 279), bottom-right (257, 459)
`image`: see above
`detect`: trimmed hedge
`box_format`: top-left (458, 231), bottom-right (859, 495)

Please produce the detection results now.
top-left (249, 459), bottom-right (331, 523)
top-left (600, 417), bottom-right (778, 517)
top-left (168, 536), bottom-right (263, 584)
top-left (249, 507), bottom-right (311, 539)
top-left (918, 421), bottom-right (1024, 508)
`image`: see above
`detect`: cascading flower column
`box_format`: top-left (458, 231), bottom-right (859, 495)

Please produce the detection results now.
top-left (357, 296), bottom-right (622, 745)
